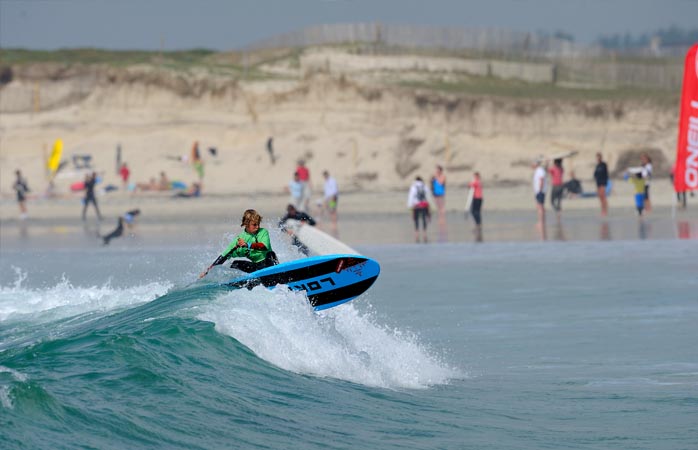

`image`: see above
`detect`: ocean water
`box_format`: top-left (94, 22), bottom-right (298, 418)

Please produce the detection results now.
top-left (1, 236), bottom-right (697, 449)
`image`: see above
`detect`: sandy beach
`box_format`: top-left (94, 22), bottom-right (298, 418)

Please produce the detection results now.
top-left (1, 48), bottom-right (694, 249)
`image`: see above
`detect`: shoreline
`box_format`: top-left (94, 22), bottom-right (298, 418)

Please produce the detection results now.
top-left (2, 185), bottom-right (696, 249)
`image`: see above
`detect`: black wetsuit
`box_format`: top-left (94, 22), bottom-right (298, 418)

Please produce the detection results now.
top-left (279, 211), bottom-right (316, 255)
top-left (102, 218), bottom-right (124, 245)
top-left (14, 178), bottom-right (29, 202)
top-left (82, 175), bottom-right (103, 220)
top-left (563, 179), bottom-right (583, 196)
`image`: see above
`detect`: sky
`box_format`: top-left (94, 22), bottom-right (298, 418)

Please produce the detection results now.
top-left (1, 0), bottom-right (697, 51)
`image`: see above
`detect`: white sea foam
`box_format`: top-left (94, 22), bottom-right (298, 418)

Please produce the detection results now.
top-left (0, 385), bottom-right (12, 409)
top-left (198, 286), bottom-right (461, 389)
top-left (0, 366), bottom-right (27, 410)
top-left (0, 272), bottom-right (171, 324)
top-left (0, 366), bottom-right (28, 382)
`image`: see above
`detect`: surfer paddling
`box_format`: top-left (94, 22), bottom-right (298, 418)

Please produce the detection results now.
top-left (199, 209), bottom-right (279, 277)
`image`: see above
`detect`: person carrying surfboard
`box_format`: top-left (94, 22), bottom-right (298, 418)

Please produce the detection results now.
top-left (199, 209), bottom-right (279, 277)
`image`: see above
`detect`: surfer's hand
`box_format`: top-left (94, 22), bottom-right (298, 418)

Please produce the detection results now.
top-left (237, 238), bottom-right (246, 247)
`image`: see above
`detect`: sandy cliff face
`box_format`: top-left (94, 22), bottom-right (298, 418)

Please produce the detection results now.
top-left (0, 64), bottom-right (677, 197)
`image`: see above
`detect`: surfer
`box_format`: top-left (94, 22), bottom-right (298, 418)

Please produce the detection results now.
top-left (279, 204), bottom-right (316, 255)
top-left (199, 209), bottom-right (279, 277)
top-left (100, 209), bottom-right (140, 245)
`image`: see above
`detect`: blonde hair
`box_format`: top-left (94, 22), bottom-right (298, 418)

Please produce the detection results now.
top-left (240, 209), bottom-right (262, 227)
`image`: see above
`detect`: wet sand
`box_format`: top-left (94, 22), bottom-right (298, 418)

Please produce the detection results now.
top-left (1, 181), bottom-right (697, 250)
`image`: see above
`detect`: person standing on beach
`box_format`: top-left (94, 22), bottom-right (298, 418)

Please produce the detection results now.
top-left (13, 169), bottom-right (30, 219)
top-left (192, 141), bottom-right (205, 183)
top-left (468, 172), bottom-right (483, 228)
top-left (199, 209), bottom-right (278, 277)
top-left (296, 159), bottom-right (311, 212)
top-left (287, 172), bottom-right (304, 210)
top-left (641, 153), bottom-right (653, 213)
top-left (532, 158), bottom-right (547, 226)
top-left (119, 163), bottom-right (130, 190)
top-left (322, 170), bottom-right (339, 233)
top-left (671, 161), bottom-right (688, 209)
top-left (82, 172), bottom-right (103, 221)
top-left (625, 170), bottom-right (646, 216)
top-left (548, 158), bottom-right (564, 220)
top-left (594, 153), bottom-right (609, 216)
top-left (407, 176), bottom-right (431, 243)
top-left (431, 165), bottom-right (447, 225)
top-left (266, 137), bottom-right (276, 165)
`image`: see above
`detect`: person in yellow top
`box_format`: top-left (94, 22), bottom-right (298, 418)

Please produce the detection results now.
top-left (199, 209), bottom-right (278, 277)
top-left (627, 171), bottom-right (646, 216)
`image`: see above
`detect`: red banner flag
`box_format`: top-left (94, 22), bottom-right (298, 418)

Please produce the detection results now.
top-left (675, 43), bottom-right (698, 192)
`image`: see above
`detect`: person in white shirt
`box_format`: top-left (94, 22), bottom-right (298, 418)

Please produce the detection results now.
top-left (407, 176), bottom-right (431, 243)
top-left (532, 157), bottom-right (548, 227)
top-left (322, 170), bottom-right (339, 233)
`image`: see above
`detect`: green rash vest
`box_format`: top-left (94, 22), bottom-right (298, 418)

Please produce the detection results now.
top-left (220, 228), bottom-right (272, 264)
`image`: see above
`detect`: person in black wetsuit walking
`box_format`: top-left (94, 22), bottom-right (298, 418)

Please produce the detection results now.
top-left (82, 172), bottom-right (103, 221)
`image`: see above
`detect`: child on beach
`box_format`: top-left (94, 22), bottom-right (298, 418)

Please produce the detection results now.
top-left (199, 209), bottom-right (278, 277)
top-left (626, 171), bottom-right (646, 216)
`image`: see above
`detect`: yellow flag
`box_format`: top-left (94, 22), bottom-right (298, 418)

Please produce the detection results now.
top-left (48, 139), bottom-right (63, 172)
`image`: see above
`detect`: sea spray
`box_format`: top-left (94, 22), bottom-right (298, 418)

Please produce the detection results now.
top-left (198, 286), bottom-right (461, 389)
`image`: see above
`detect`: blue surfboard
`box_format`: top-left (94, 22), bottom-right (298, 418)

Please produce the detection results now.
top-left (220, 254), bottom-right (380, 311)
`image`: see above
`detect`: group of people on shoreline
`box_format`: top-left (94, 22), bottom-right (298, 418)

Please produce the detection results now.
top-left (404, 150), bottom-right (690, 243)
top-left (406, 165), bottom-right (483, 243)
top-left (285, 159), bottom-right (339, 235)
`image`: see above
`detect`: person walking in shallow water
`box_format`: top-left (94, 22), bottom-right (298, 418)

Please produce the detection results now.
top-left (594, 153), bottom-right (609, 216)
top-left (468, 172), bottom-right (483, 228)
top-left (641, 152), bottom-right (653, 213)
top-left (431, 165), bottom-right (447, 226)
top-left (532, 158), bottom-right (547, 226)
top-left (407, 176), bottom-right (431, 243)
top-left (549, 158), bottom-right (564, 220)
top-left (82, 172), bottom-right (103, 221)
